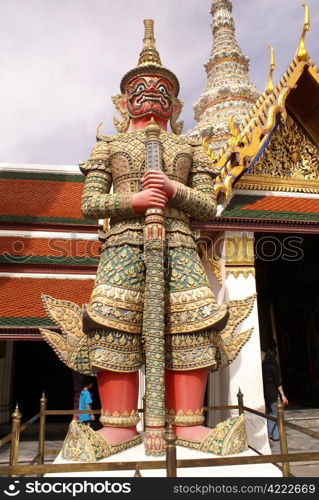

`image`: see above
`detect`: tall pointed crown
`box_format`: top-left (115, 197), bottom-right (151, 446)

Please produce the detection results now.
top-left (120, 19), bottom-right (180, 95)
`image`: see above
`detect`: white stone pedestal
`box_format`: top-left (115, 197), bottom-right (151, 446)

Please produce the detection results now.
top-left (49, 444), bottom-right (282, 477)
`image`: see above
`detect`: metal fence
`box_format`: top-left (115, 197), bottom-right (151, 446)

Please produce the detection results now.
top-left (1, 390), bottom-right (319, 477)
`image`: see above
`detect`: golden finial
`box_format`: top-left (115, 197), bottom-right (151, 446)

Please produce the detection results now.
top-left (296, 3), bottom-right (310, 62)
top-left (202, 136), bottom-right (215, 162)
top-left (265, 46), bottom-right (275, 95)
top-left (228, 115), bottom-right (241, 147)
top-left (120, 19), bottom-right (180, 96)
top-left (138, 19), bottom-right (162, 67)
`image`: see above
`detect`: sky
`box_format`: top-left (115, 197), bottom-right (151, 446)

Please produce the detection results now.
top-left (0, 0), bottom-right (319, 165)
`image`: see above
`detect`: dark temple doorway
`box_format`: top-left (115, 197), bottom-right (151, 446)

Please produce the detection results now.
top-left (11, 341), bottom-right (74, 420)
top-left (255, 232), bottom-right (319, 407)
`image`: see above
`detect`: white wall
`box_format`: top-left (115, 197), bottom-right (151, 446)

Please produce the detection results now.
top-left (203, 231), bottom-right (271, 454)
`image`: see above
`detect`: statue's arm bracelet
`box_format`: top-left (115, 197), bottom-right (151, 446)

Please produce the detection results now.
top-left (81, 171), bottom-right (135, 219)
top-left (169, 180), bottom-right (217, 221)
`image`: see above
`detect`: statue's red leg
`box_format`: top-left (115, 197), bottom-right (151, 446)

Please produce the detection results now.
top-left (96, 370), bottom-right (140, 445)
top-left (165, 368), bottom-right (212, 440)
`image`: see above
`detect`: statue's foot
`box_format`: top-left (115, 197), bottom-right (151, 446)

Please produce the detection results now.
top-left (97, 426), bottom-right (139, 445)
top-left (174, 415), bottom-right (248, 456)
top-left (175, 425), bottom-right (210, 441)
top-left (62, 421), bottom-right (142, 462)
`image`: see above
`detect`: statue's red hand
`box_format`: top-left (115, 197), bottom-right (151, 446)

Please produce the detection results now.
top-left (141, 171), bottom-right (177, 200)
top-left (131, 188), bottom-right (168, 213)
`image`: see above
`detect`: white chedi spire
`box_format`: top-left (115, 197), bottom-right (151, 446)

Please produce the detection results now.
top-left (189, 0), bottom-right (259, 151)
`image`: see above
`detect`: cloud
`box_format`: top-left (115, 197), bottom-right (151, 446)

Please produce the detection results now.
top-left (0, 0), bottom-right (318, 164)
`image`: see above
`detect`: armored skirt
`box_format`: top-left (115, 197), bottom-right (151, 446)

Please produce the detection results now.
top-left (83, 216), bottom-right (228, 374)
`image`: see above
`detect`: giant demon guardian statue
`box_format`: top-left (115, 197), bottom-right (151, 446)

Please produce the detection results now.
top-left (41, 20), bottom-right (254, 461)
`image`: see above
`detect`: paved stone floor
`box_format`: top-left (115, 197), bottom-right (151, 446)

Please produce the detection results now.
top-left (0, 422), bottom-right (69, 466)
top-left (1, 408), bottom-right (319, 476)
top-left (269, 408), bottom-right (319, 477)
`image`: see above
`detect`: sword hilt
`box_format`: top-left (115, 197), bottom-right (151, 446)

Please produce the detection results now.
top-left (145, 118), bottom-right (161, 172)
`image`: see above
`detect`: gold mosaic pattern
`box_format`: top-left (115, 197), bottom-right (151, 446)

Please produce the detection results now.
top-left (170, 178), bottom-right (217, 221)
top-left (81, 171), bottom-right (135, 219)
top-left (166, 408), bottom-right (205, 426)
top-left (85, 245), bottom-right (228, 335)
top-left (100, 409), bottom-right (140, 427)
top-left (177, 414), bottom-right (248, 456)
top-left (165, 330), bottom-right (222, 371)
top-left (247, 117), bottom-right (319, 180)
top-left (62, 421), bottom-right (142, 462)
top-left (100, 214), bottom-right (196, 249)
top-left (62, 421), bottom-right (111, 462)
top-left (80, 129), bottom-right (218, 226)
top-left (88, 329), bottom-right (143, 372)
top-left (40, 294), bottom-right (93, 375)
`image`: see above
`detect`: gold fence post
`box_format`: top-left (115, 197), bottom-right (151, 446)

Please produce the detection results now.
top-left (38, 392), bottom-right (47, 468)
top-left (134, 464), bottom-right (142, 477)
top-left (9, 404), bottom-right (21, 476)
top-left (165, 423), bottom-right (177, 477)
top-left (277, 397), bottom-right (290, 477)
top-left (237, 388), bottom-right (244, 415)
top-left (142, 394), bottom-right (146, 432)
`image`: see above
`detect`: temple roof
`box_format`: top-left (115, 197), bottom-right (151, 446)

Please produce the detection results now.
top-left (0, 165), bottom-right (100, 338)
top-left (197, 4), bottom-right (318, 204)
top-left (0, 236), bottom-right (100, 268)
top-left (0, 276), bottom-right (93, 329)
top-left (0, 170), bottom-right (98, 228)
top-left (189, 0), bottom-right (259, 149)
top-left (221, 194), bottom-right (319, 222)
top-left (205, 57), bottom-right (319, 201)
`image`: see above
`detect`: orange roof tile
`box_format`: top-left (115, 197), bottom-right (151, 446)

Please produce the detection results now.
top-left (0, 237), bottom-right (101, 259)
top-left (0, 179), bottom-right (84, 219)
top-left (0, 277), bottom-right (93, 319)
top-left (242, 196), bottom-right (319, 213)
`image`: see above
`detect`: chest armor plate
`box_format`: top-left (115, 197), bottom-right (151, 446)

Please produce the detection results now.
top-left (109, 131), bottom-right (193, 194)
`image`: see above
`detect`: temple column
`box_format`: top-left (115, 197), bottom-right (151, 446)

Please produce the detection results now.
top-left (202, 231), bottom-right (270, 453)
top-left (0, 341), bottom-right (14, 423)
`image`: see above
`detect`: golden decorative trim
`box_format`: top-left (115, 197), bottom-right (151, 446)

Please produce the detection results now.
top-left (243, 117), bottom-right (319, 184)
top-left (176, 415), bottom-right (248, 456)
top-left (167, 302), bottom-right (229, 334)
top-left (100, 409), bottom-right (140, 427)
top-left (166, 408), bottom-right (205, 426)
top-left (224, 236), bottom-right (254, 266)
top-left (225, 267), bottom-right (255, 279)
top-left (120, 19), bottom-right (179, 96)
top-left (144, 427), bottom-right (166, 456)
top-left (199, 242), bottom-right (223, 285)
top-left (237, 175), bottom-right (319, 193)
top-left (85, 306), bottom-right (141, 334)
top-left (111, 95), bottom-right (130, 134)
top-left (40, 295), bottom-right (94, 376)
top-left (61, 420), bottom-right (142, 462)
top-left (207, 255), bottom-right (223, 285)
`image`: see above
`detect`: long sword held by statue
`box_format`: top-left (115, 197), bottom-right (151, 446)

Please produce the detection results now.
top-left (142, 119), bottom-right (166, 456)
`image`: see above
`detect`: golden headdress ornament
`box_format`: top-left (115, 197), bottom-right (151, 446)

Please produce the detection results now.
top-left (120, 19), bottom-right (180, 96)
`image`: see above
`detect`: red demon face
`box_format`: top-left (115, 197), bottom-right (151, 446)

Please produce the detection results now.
top-left (126, 75), bottom-right (174, 120)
